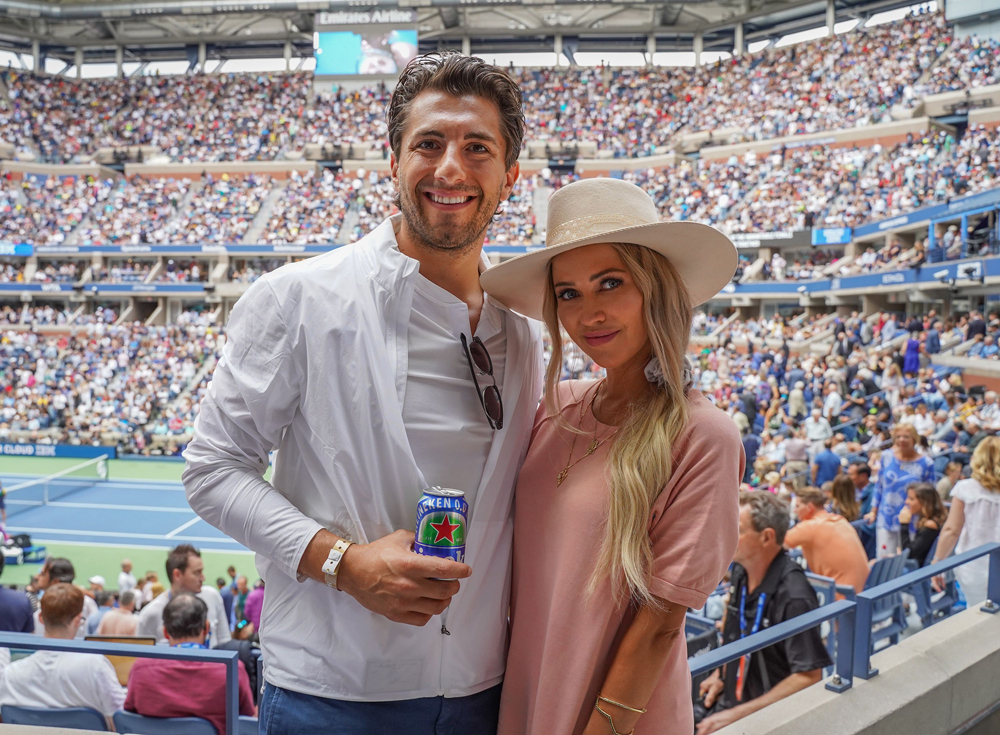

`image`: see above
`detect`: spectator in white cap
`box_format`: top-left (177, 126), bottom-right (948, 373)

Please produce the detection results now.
top-left (88, 575), bottom-right (106, 593)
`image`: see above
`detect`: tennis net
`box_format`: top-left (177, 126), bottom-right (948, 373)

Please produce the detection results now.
top-left (4, 455), bottom-right (110, 519)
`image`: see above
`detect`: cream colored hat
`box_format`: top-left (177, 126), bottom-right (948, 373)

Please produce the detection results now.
top-left (480, 177), bottom-right (738, 321)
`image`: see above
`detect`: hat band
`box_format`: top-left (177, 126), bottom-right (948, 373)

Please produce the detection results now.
top-left (547, 213), bottom-right (650, 248)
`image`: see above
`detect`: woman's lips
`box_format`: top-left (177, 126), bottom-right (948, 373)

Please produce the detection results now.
top-left (584, 330), bottom-right (619, 347)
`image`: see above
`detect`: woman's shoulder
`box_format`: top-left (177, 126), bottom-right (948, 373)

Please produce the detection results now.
top-left (678, 390), bottom-right (741, 450)
top-left (951, 478), bottom-right (1000, 503)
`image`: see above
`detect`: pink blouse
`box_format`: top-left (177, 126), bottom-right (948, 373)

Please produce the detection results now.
top-left (499, 380), bottom-right (743, 735)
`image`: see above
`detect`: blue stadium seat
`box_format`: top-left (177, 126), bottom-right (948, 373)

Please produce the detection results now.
top-left (865, 549), bottom-right (911, 650)
top-left (240, 715), bottom-right (260, 734)
top-left (905, 538), bottom-right (961, 627)
top-left (113, 710), bottom-right (217, 734)
top-left (1, 705), bottom-right (108, 730)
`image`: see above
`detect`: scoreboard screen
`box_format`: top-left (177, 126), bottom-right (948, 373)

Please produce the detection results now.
top-left (314, 10), bottom-right (418, 78)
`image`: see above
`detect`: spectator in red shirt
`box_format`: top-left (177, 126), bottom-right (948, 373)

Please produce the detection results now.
top-left (125, 594), bottom-right (255, 734)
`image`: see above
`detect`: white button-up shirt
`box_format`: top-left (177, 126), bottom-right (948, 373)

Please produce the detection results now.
top-left (183, 216), bottom-right (543, 702)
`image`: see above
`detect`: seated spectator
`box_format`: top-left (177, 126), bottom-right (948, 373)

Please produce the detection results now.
top-left (125, 594), bottom-right (255, 734)
top-left (0, 583), bottom-right (124, 719)
top-left (137, 545), bottom-right (230, 648)
top-left (936, 461), bottom-right (963, 501)
top-left (0, 555), bottom-right (33, 633)
top-left (785, 486), bottom-right (870, 594)
top-left (97, 591), bottom-right (138, 636)
top-left (696, 492), bottom-right (831, 734)
top-left (32, 558), bottom-right (98, 638)
top-left (826, 475), bottom-right (861, 521)
top-left (86, 591), bottom-right (115, 635)
top-left (898, 482), bottom-right (948, 567)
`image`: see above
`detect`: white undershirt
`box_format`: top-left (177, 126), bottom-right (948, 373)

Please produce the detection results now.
top-left (402, 273), bottom-right (506, 516)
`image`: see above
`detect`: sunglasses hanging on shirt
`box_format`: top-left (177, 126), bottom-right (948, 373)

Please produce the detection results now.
top-left (461, 333), bottom-right (503, 430)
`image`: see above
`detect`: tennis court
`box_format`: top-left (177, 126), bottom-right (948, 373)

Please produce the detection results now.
top-left (0, 456), bottom-right (254, 587)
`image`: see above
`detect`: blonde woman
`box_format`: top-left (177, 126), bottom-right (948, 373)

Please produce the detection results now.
top-left (481, 179), bottom-right (743, 735)
top-left (931, 437), bottom-right (1000, 604)
top-left (881, 362), bottom-right (904, 408)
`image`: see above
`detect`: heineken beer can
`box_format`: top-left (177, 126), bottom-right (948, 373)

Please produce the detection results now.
top-left (414, 487), bottom-right (468, 563)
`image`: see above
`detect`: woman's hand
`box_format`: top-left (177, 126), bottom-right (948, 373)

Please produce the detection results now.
top-left (897, 506), bottom-right (912, 525)
top-left (699, 670), bottom-right (725, 708)
top-left (864, 509), bottom-right (877, 524)
top-left (932, 574), bottom-right (946, 593)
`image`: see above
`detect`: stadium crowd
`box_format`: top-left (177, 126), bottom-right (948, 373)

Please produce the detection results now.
top-left (0, 309), bottom-right (223, 454)
top-left (2, 9), bottom-right (998, 163)
top-left (0, 550), bottom-right (265, 730)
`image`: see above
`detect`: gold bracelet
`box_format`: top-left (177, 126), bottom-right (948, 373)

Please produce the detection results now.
top-left (597, 695), bottom-right (648, 714)
top-left (594, 699), bottom-right (633, 735)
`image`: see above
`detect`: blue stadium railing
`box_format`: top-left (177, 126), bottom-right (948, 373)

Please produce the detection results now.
top-left (688, 542), bottom-right (1000, 697)
top-left (0, 634), bottom-right (241, 735)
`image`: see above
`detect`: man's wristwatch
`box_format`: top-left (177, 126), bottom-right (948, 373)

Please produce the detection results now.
top-left (321, 539), bottom-right (354, 590)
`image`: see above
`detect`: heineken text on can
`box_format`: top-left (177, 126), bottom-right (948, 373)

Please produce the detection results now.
top-left (414, 487), bottom-right (468, 563)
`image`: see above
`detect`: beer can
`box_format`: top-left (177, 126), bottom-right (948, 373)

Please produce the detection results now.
top-left (414, 487), bottom-right (468, 564)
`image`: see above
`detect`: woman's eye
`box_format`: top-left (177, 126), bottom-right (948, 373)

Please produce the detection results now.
top-left (600, 277), bottom-right (623, 291)
top-left (556, 289), bottom-right (578, 301)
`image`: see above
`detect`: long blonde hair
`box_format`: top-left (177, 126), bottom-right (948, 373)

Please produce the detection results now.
top-left (542, 243), bottom-right (692, 605)
top-left (971, 436), bottom-right (1000, 494)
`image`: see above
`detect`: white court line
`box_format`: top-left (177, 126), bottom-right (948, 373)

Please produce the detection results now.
top-left (6, 526), bottom-right (243, 545)
top-left (7, 501), bottom-right (191, 513)
top-left (1, 473), bottom-right (186, 488)
top-left (165, 516), bottom-right (203, 538)
top-left (47, 502), bottom-right (191, 513)
top-left (28, 539), bottom-right (253, 553)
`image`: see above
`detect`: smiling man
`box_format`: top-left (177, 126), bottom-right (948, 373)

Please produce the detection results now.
top-left (182, 53), bottom-right (543, 735)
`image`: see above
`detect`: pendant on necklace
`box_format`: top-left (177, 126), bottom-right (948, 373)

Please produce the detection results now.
top-left (586, 440), bottom-right (599, 455)
top-left (556, 469), bottom-right (569, 486)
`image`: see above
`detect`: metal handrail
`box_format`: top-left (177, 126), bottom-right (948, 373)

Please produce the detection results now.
top-left (688, 599), bottom-right (857, 694)
top-left (852, 542), bottom-right (1000, 679)
top-left (687, 543), bottom-right (1000, 701)
top-left (0, 633), bottom-right (241, 735)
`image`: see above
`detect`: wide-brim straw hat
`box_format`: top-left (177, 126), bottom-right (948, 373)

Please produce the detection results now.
top-left (480, 177), bottom-right (738, 321)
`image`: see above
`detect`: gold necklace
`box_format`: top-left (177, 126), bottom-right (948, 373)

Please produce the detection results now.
top-left (556, 382), bottom-right (620, 487)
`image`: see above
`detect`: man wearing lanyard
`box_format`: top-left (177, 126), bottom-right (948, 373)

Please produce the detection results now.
top-left (125, 594), bottom-right (256, 732)
top-left (697, 492), bottom-right (830, 734)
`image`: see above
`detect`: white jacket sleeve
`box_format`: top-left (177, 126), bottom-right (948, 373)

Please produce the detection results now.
top-left (182, 278), bottom-right (325, 581)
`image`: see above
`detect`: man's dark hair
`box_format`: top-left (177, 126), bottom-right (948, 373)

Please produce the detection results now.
top-left (166, 544), bottom-right (201, 582)
top-left (216, 577), bottom-right (226, 588)
top-left (162, 593), bottom-right (209, 640)
top-left (386, 52), bottom-right (525, 171)
top-left (45, 557), bottom-right (75, 584)
top-left (850, 461), bottom-right (871, 477)
top-left (739, 490), bottom-right (791, 546)
top-left (95, 590), bottom-right (113, 607)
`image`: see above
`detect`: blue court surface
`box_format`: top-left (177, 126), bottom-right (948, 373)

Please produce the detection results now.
top-left (0, 473), bottom-right (247, 552)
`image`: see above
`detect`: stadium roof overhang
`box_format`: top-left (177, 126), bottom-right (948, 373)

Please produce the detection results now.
top-left (0, 0), bottom-right (922, 63)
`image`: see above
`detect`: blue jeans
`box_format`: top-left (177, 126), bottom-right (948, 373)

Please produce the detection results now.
top-left (259, 682), bottom-right (502, 735)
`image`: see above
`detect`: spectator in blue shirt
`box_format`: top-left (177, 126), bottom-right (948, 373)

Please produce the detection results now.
top-left (924, 324), bottom-right (941, 354)
top-left (0, 555), bottom-right (34, 634)
top-left (741, 427), bottom-right (762, 484)
top-left (980, 335), bottom-right (998, 359)
top-left (217, 577), bottom-right (235, 630)
top-left (812, 439), bottom-right (843, 486)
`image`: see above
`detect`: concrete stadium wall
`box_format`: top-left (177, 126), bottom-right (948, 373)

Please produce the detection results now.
top-left (921, 84), bottom-right (1000, 118)
top-left (697, 117), bottom-right (954, 161)
top-left (717, 607), bottom-right (1000, 735)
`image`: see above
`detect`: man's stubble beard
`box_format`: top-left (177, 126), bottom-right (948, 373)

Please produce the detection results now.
top-left (398, 179), bottom-right (501, 256)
